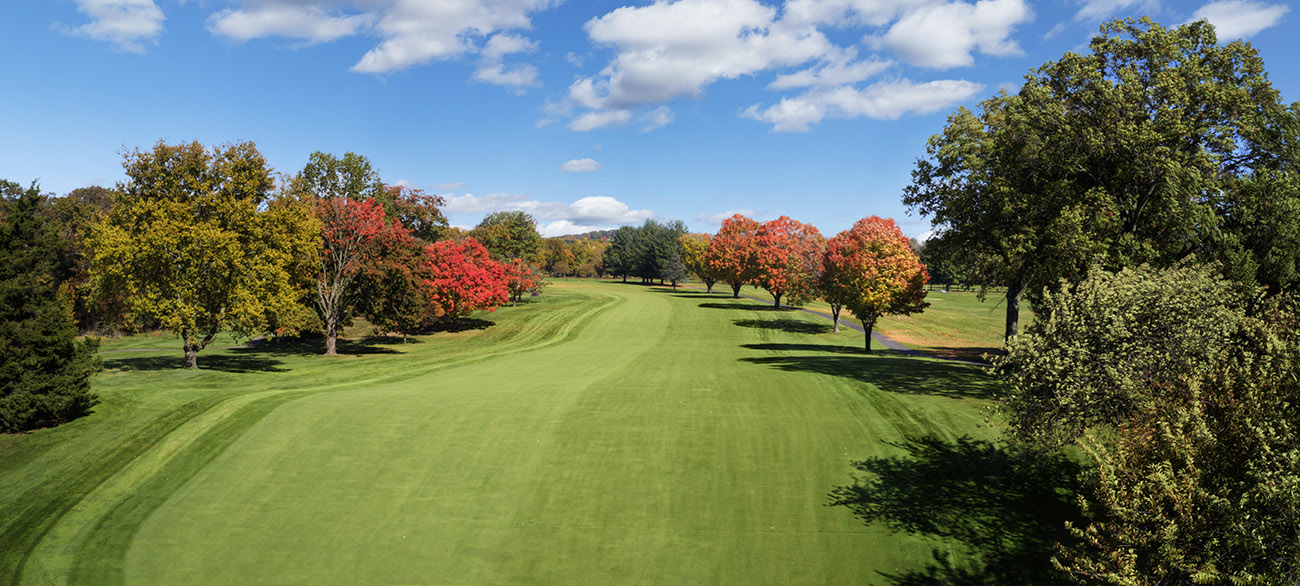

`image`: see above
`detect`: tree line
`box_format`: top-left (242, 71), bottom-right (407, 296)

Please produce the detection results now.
top-left (0, 145), bottom-right (551, 431)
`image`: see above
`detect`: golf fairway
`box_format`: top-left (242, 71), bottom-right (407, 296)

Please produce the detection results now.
top-left (2, 281), bottom-right (1002, 585)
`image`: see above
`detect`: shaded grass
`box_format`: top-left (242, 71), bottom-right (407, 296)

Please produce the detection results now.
top-left (684, 284), bottom-right (1032, 361)
top-left (829, 436), bottom-right (1082, 585)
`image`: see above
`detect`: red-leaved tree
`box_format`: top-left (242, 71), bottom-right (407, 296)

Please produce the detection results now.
top-left (707, 214), bottom-right (760, 298)
top-left (820, 216), bottom-right (929, 351)
top-left (423, 237), bottom-right (508, 320)
top-left (754, 216), bottom-right (826, 308)
top-left (503, 258), bottom-right (543, 305)
top-left (315, 197), bottom-right (409, 355)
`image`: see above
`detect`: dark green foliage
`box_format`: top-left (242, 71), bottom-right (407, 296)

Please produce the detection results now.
top-left (994, 262), bottom-right (1245, 448)
top-left (472, 210), bottom-right (542, 261)
top-left (297, 151), bottom-right (388, 205)
top-left (1055, 295), bottom-right (1300, 585)
top-left (996, 263), bottom-right (1300, 584)
top-left (0, 182), bottom-right (100, 432)
top-left (601, 220), bottom-right (687, 284)
top-left (905, 18), bottom-right (1300, 339)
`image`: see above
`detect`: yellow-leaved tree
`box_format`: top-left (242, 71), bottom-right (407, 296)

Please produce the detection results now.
top-left (88, 141), bottom-right (317, 369)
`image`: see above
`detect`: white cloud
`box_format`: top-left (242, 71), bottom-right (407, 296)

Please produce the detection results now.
top-left (201, 0), bottom-right (553, 85)
top-left (1043, 22), bottom-right (1068, 39)
top-left (641, 106), bottom-right (675, 132)
top-left (472, 33), bottom-right (541, 91)
top-left (59, 0), bottom-right (164, 52)
top-left (472, 63), bottom-right (540, 90)
top-left (435, 181), bottom-right (467, 192)
top-left (560, 158), bottom-right (603, 172)
top-left (570, 110), bottom-right (632, 131)
top-left (208, 4), bottom-right (371, 45)
top-left (566, 0), bottom-right (833, 126)
top-left (562, 0), bottom-right (1029, 131)
top-left (350, 0), bottom-right (550, 74)
top-left (1071, 0), bottom-right (1157, 22)
top-left (1190, 1), bottom-right (1289, 39)
top-left (743, 78), bottom-right (984, 131)
top-left (781, 0), bottom-right (918, 27)
top-left (769, 48), bottom-right (892, 90)
top-left (696, 209), bottom-right (760, 225)
top-left (446, 193), bottom-right (654, 236)
top-left (881, 0), bottom-right (1030, 69)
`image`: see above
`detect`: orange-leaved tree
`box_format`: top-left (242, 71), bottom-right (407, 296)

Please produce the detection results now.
top-left (423, 237), bottom-right (508, 320)
top-left (753, 216), bottom-right (825, 308)
top-left (820, 216), bottom-right (928, 351)
top-left (706, 214), bottom-right (760, 298)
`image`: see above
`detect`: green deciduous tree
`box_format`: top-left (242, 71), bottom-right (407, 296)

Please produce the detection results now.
top-left (0, 181), bottom-right (100, 432)
top-left (473, 211), bottom-right (542, 262)
top-left (905, 18), bottom-right (1300, 340)
top-left (88, 141), bottom-right (317, 369)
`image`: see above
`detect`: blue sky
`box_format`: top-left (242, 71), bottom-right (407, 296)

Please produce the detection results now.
top-left (3, 0), bottom-right (1297, 238)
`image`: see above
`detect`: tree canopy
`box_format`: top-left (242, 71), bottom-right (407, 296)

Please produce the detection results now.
top-left (820, 216), bottom-right (928, 351)
top-left (904, 18), bottom-right (1300, 340)
top-left (88, 141), bottom-right (316, 368)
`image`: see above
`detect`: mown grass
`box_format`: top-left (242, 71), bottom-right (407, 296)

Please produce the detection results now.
top-left (1, 280), bottom-right (1072, 585)
top-left (698, 283), bottom-right (1034, 361)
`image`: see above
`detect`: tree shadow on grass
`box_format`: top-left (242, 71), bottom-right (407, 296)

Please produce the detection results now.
top-left (233, 337), bottom-right (402, 358)
top-left (743, 342), bottom-right (863, 355)
top-left (733, 318), bottom-right (834, 335)
top-left (829, 436), bottom-right (1082, 586)
top-left (699, 302), bottom-right (792, 312)
top-left (103, 353), bottom-right (287, 373)
top-left (740, 352), bottom-right (999, 399)
top-left (424, 318), bottom-right (495, 333)
top-left (920, 346), bottom-right (1002, 363)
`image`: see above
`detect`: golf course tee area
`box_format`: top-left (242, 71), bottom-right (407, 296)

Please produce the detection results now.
top-left (0, 280), bottom-right (1017, 585)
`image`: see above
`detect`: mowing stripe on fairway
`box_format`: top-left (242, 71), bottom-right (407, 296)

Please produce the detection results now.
top-left (3, 281), bottom-right (1001, 585)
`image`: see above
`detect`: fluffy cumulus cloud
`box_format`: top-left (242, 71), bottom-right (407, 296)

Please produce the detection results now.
top-left (207, 4), bottom-right (371, 45)
top-left (58, 0), bottom-right (165, 52)
top-left (444, 194), bottom-right (653, 236)
top-left (560, 158), bottom-right (603, 172)
top-left (562, 0), bottom-right (1031, 132)
top-left (744, 78), bottom-right (984, 132)
top-left (1190, 1), bottom-right (1289, 40)
top-left (1071, 0), bottom-right (1157, 22)
top-left (880, 0), bottom-right (1029, 69)
top-left (202, 0), bottom-right (551, 90)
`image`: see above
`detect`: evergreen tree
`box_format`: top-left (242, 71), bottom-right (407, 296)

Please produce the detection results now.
top-left (0, 181), bottom-right (100, 432)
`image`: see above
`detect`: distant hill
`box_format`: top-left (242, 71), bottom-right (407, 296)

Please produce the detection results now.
top-left (551, 229), bottom-right (616, 241)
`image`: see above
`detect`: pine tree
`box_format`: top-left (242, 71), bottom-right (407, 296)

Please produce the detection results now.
top-left (0, 181), bottom-right (100, 432)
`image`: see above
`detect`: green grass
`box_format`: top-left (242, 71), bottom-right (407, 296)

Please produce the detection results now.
top-left (1, 280), bottom-right (1072, 585)
top-left (696, 283), bottom-right (1033, 361)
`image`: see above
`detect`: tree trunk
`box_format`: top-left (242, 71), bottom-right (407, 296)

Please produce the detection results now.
top-left (622, 275), bottom-right (627, 283)
top-left (773, 292), bottom-right (782, 309)
top-left (863, 317), bottom-right (876, 353)
top-left (1005, 278), bottom-right (1023, 342)
top-left (325, 315), bottom-right (338, 356)
top-left (704, 278), bottom-right (715, 293)
top-left (731, 282), bottom-right (742, 298)
top-left (831, 305), bottom-right (842, 333)
top-left (183, 338), bottom-right (199, 369)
